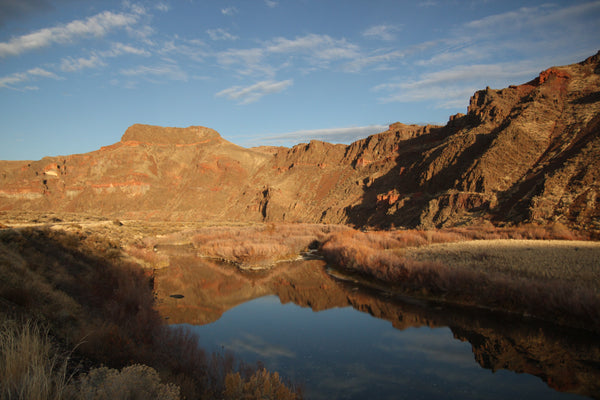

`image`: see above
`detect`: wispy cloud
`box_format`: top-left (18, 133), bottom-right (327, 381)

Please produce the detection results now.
top-left (104, 41), bottom-right (151, 57)
top-left (266, 34), bottom-right (360, 62)
top-left (216, 79), bottom-right (293, 104)
top-left (362, 24), bottom-right (401, 41)
top-left (373, 62), bottom-right (539, 108)
top-left (265, 0), bottom-right (278, 8)
top-left (216, 33), bottom-right (360, 77)
top-left (418, 0), bottom-right (438, 7)
top-left (157, 37), bottom-right (207, 63)
top-left (371, 1), bottom-right (600, 110)
top-left (221, 6), bottom-right (238, 16)
top-left (207, 28), bottom-right (238, 41)
top-left (344, 49), bottom-right (406, 73)
top-left (0, 10), bottom-right (139, 58)
top-left (0, 67), bottom-right (61, 90)
top-left (60, 54), bottom-right (106, 72)
top-left (120, 62), bottom-right (188, 82)
top-left (217, 47), bottom-right (274, 77)
top-left (256, 124), bottom-right (389, 145)
top-left (155, 2), bottom-right (170, 12)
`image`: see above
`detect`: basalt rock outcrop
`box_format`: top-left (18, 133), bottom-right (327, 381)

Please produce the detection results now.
top-left (1, 52), bottom-right (599, 233)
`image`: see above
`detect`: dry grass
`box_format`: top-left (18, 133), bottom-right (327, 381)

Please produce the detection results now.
top-left (0, 320), bottom-right (70, 400)
top-left (403, 240), bottom-right (600, 288)
top-left (146, 223), bottom-right (349, 269)
top-left (321, 226), bottom-right (600, 332)
top-left (66, 364), bottom-right (180, 400)
top-left (224, 369), bottom-right (299, 400)
top-left (0, 227), bottom-right (301, 400)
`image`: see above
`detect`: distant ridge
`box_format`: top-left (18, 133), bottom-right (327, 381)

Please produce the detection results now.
top-left (1, 52), bottom-right (599, 235)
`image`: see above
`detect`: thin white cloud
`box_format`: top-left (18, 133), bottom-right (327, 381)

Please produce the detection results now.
top-left (266, 34), bottom-right (360, 61)
top-left (373, 62), bottom-right (539, 108)
top-left (386, 63), bottom-right (538, 90)
top-left (0, 10), bottom-right (139, 58)
top-left (155, 3), bottom-right (170, 12)
top-left (216, 33), bottom-right (360, 76)
top-left (120, 62), bottom-right (188, 81)
top-left (217, 47), bottom-right (274, 76)
top-left (370, 1), bottom-right (600, 110)
top-left (158, 38), bottom-right (207, 63)
top-left (362, 24), bottom-right (401, 41)
top-left (207, 28), bottom-right (238, 41)
top-left (216, 79), bottom-right (293, 104)
top-left (104, 42), bottom-right (151, 57)
top-left (60, 54), bottom-right (106, 72)
top-left (418, 0), bottom-right (438, 7)
top-left (0, 67), bottom-right (61, 90)
top-left (265, 0), bottom-right (278, 8)
top-left (123, 1), bottom-right (147, 16)
top-left (458, 1), bottom-right (600, 54)
top-left (257, 124), bottom-right (389, 145)
top-left (344, 49), bottom-right (406, 73)
top-left (221, 6), bottom-right (238, 16)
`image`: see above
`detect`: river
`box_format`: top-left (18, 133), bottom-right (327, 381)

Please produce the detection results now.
top-left (154, 253), bottom-right (600, 399)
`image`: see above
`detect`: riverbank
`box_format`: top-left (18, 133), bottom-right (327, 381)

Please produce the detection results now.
top-left (1, 212), bottom-right (598, 397)
top-left (320, 227), bottom-right (600, 333)
top-left (0, 223), bottom-right (300, 399)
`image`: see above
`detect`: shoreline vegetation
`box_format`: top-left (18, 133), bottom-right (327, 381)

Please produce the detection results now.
top-left (1, 212), bottom-right (599, 398)
top-left (320, 225), bottom-right (600, 333)
top-left (0, 224), bottom-right (300, 400)
top-left (141, 221), bottom-right (600, 332)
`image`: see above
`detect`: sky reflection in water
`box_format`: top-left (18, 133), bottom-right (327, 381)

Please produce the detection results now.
top-left (181, 295), bottom-right (585, 400)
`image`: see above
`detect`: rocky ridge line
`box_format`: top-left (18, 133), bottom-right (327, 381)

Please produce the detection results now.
top-left (0, 52), bottom-right (598, 234)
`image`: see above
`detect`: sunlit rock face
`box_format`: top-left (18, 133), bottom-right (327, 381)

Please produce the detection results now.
top-left (1, 52), bottom-right (599, 234)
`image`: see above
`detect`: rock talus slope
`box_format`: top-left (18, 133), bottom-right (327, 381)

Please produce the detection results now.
top-left (1, 52), bottom-right (599, 233)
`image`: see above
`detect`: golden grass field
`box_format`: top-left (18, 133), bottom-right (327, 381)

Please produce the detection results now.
top-left (402, 239), bottom-right (600, 289)
top-left (320, 227), bottom-right (600, 332)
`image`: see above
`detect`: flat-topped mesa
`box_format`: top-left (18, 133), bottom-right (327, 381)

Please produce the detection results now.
top-left (121, 124), bottom-right (222, 145)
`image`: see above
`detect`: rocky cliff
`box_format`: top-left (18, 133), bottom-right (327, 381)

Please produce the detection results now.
top-left (1, 52), bottom-right (599, 233)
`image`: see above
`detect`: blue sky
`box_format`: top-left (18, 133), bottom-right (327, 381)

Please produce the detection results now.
top-left (0, 0), bottom-right (599, 160)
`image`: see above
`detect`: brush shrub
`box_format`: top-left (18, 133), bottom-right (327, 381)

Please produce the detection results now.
top-left (224, 369), bottom-right (299, 400)
top-left (0, 227), bottom-right (301, 399)
top-left (321, 226), bottom-right (600, 332)
top-left (0, 319), bottom-right (70, 400)
top-left (65, 365), bottom-right (180, 400)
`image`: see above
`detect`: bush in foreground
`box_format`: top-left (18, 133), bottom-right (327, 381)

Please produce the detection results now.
top-left (224, 369), bottom-right (299, 400)
top-left (0, 320), bottom-right (70, 400)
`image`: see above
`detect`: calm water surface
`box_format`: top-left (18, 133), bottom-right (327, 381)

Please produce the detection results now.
top-left (156, 255), bottom-right (599, 400)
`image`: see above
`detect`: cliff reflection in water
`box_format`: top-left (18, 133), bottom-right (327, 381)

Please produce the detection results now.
top-left (155, 252), bottom-right (600, 399)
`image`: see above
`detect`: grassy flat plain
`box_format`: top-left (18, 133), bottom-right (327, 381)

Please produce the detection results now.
top-left (403, 239), bottom-right (600, 289)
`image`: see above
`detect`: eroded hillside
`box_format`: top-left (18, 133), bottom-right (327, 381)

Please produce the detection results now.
top-left (1, 52), bottom-right (599, 234)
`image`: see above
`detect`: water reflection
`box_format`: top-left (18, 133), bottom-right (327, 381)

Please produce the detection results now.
top-left (155, 252), bottom-right (600, 399)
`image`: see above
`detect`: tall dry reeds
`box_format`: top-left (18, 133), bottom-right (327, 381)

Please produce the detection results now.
top-left (145, 223), bottom-right (349, 268)
top-left (0, 320), bottom-right (70, 400)
top-left (321, 226), bottom-right (600, 332)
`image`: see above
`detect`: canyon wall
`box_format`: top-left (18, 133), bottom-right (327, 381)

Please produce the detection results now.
top-left (1, 52), bottom-right (599, 233)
